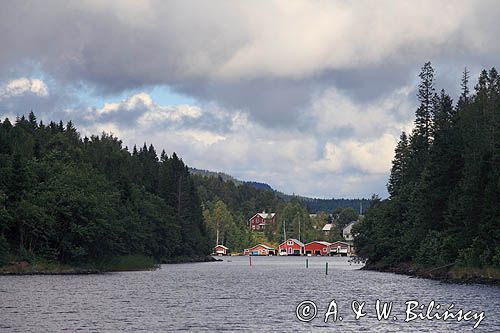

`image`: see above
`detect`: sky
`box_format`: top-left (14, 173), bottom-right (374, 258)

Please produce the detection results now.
top-left (0, 1), bottom-right (499, 198)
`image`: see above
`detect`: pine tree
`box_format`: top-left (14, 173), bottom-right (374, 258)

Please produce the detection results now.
top-left (28, 111), bottom-right (37, 129)
top-left (458, 67), bottom-right (470, 107)
top-left (407, 62), bottom-right (436, 184)
top-left (415, 61), bottom-right (435, 143)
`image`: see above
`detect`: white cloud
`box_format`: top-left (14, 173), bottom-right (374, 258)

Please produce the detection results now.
top-left (70, 92), bottom-right (204, 126)
top-left (138, 104), bottom-right (202, 125)
top-left (0, 78), bottom-right (49, 100)
top-left (312, 85), bottom-right (415, 139)
top-left (178, 129), bottom-right (225, 145)
top-left (63, 85), bottom-right (416, 198)
top-left (99, 93), bottom-right (154, 114)
top-left (215, 1), bottom-right (471, 79)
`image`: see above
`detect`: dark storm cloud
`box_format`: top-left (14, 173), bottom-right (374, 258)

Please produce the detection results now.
top-left (1, 0), bottom-right (499, 128)
top-left (175, 77), bottom-right (321, 126)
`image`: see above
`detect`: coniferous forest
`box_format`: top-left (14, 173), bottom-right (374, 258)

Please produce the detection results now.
top-left (0, 114), bottom-right (210, 268)
top-left (354, 63), bottom-right (500, 275)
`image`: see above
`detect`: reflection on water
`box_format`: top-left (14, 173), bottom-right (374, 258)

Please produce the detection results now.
top-left (0, 256), bottom-right (498, 332)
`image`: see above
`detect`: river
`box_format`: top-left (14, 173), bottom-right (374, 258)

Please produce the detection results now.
top-left (0, 256), bottom-right (498, 332)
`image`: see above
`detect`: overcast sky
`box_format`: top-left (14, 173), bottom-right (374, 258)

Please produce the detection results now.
top-left (0, 0), bottom-right (499, 198)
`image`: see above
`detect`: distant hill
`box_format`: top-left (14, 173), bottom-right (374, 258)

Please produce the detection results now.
top-left (245, 181), bottom-right (273, 191)
top-left (189, 167), bottom-right (370, 213)
top-left (189, 167), bottom-right (242, 184)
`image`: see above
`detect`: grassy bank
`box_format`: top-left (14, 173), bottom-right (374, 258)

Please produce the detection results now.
top-left (0, 254), bottom-right (218, 275)
top-left (363, 262), bottom-right (500, 286)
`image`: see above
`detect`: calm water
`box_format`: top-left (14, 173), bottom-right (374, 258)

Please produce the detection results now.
top-left (0, 256), bottom-right (499, 332)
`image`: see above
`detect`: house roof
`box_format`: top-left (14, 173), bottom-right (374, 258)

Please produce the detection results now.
top-left (280, 238), bottom-right (305, 247)
top-left (330, 241), bottom-right (350, 246)
top-left (322, 223), bottom-right (333, 231)
top-left (249, 212), bottom-right (276, 221)
top-left (248, 243), bottom-right (276, 251)
top-left (306, 241), bottom-right (332, 246)
top-left (342, 221), bottom-right (358, 233)
top-left (214, 244), bottom-right (228, 249)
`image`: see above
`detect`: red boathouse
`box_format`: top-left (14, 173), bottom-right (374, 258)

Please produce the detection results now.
top-left (213, 245), bottom-right (229, 256)
top-left (279, 239), bottom-right (304, 255)
top-left (304, 241), bottom-right (331, 256)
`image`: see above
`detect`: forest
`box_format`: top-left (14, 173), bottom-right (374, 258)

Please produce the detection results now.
top-left (0, 114), bottom-right (210, 269)
top-left (195, 173), bottom-right (356, 251)
top-left (354, 63), bottom-right (500, 274)
top-left (0, 112), bottom-right (361, 269)
top-left (190, 167), bottom-right (370, 213)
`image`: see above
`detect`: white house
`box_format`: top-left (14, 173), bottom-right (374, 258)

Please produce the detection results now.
top-left (342, 221), bottom-right (358, 241)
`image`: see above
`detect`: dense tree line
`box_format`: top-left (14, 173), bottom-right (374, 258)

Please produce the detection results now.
top-left (301, 198), bottom-right (370, 214)
top-left (355, 63), bottom-right (500, 269)
top-left (193, 174), bottom-right (285, 221)
top-left (0, 114), bottom-right (210, 266)
top-left (191, 167), bottom-right (371, 214)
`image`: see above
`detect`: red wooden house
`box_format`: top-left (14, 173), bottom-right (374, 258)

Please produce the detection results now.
top-left (304, 241), bottom-right (331, 256)
top-left (329, 241), bottom-right (354, 256)
top-left (213, 245), bottom-right (229, 256)
top-left (279, 239), bottom-right (304, 255)
top-left (248, 211), bottom-right (276, 231)
top-left (243, 244), bottom-right (277, 256)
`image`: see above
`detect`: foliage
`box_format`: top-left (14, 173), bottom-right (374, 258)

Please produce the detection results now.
top-left (203, 200), bottom-right (254, 252)
top-left (0, 235), bottom-right (8, 265)
top-left (274, 201), bottom-right (312, 243)
top-left (190, 168), bottom-right (371, 214)
top-left (301, 198), bottom-right (370, 214)
top-left (337, 207), bottom-right (358, 229)
top-left (0, 113), bottom-right (210, 266)
top-left (355, 64), bottom-right (500, 269)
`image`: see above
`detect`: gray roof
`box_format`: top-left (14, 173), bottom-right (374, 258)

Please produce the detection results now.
top-left (287, 238), bottom-right (305, 247)
top-left (248, 243), bottom-right (275, 250)
top-left (342, 221), bottom-right (358, 233)
top-left (322, 223), bottom-right (333, 231)
top-left (249, 212), bottom-right (276, 221)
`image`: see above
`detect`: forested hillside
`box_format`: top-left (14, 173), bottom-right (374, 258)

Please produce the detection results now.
top-left (191, 168), bottom-right (370, 213)
top-left (192, 174), bottom-right (353, 251)
top-left (300, 197), bottom-right (369, 214)
top-left (355, 64), bottom-right (500, 274)
top-left (192, 174), bottom-right (287, 251)
top-left (0, 114), bottom-right (210, 268)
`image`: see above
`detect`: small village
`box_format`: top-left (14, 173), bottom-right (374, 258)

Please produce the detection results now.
top-left (213, 211), bottom-right (359, 257)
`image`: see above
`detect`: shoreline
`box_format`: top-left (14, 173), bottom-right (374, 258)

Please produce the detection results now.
top-left (0, 255), bottom-right (220, 276)
top-left (362, 262), bottom-right (500, 286)
top-left (161, 255), bottom-right (221, 264)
